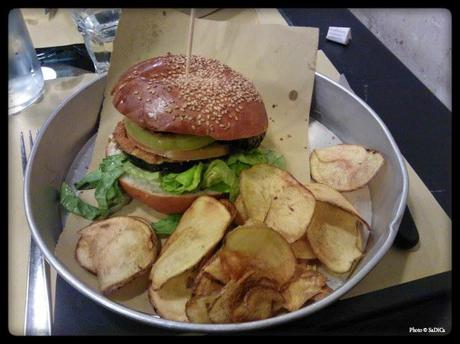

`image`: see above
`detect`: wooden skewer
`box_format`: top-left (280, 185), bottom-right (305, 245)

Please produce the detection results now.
top-left (185, 8), bottom-right (196, 78)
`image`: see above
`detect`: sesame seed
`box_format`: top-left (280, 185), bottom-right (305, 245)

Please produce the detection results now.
top-left (120, 55), bottom-right (262, 124)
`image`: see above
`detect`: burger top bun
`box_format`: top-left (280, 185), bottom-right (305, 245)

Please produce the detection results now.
top-left (111, 54), bottom-right (268, 141)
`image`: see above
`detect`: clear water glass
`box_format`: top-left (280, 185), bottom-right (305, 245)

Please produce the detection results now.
top-left (8, 9), bottom-right (45, 115)
top-left (71, 8), bottom-right (121, 73)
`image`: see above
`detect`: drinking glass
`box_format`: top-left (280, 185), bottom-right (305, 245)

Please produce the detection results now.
top-left (71, 8), bottom-right (121, 73)
top-left (8, 9), bottom-right (45, 115)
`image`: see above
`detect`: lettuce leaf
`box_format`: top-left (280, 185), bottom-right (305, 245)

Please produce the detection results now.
top-left (202, 159), bottom-right (240, 201)
top-left (60, 183), bottom-right (105, 220)
top-left (151, 214), bottom-right (182, 238)
top-left (123, 160), bottom-right (161, 184)
top-left (62, 147), bottom-right (286, 221)
top-left (60, 154), bottom-right (131, 220)
top-left (227, 149), bottom-right (266, 166)
top-left (160, 162), bottom-right (204, 194)
top-left (74, 169), bottom-right (103, 190)
top-left (75, 154), bottom-right (127, 190)
top-left (263, 149), bottom-right (286, 169)
top-left (202, 160), bottom-right (236, 192)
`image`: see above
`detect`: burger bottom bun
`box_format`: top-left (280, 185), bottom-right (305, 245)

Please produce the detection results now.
top-left (106, 137), bottom-right (222, 214)
top-left (119, 176), bottom-right (222, 214)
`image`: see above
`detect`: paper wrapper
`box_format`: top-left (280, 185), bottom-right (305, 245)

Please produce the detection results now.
top-left (55, 9), bottom-right (319, 315)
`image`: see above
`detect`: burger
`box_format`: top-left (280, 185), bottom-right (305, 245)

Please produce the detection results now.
top-left (105, 54), bottom-right (274, 214)
top-left (60, 54), bottom-right (285, 220)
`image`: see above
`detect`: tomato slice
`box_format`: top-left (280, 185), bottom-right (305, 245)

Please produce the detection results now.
top-left (124, 118), bottom-right (215, 152)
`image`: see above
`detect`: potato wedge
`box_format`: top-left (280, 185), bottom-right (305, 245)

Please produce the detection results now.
top-left (310, 144), bottom-right (384, 191)
top-left (239, 164), bottom-right (298, 222)
top-left (220, 224), bottom-right (296, 285)
top-left (291, 238), bottom-right (317, 260)
top-left (148, 269), bottom-right (196, 322)
top-left (264, 184), bottom-right (316, 243)
top-left (281, 270), bottom-right (326, 311)
top-left (234, 195), bottom-right (249, 225)
top-left (306, 201), bottom-right (364, 273)
top-left (150, 196), bottom-right (232, 290)
top-left (76, 217), bottom-right (159, 295)
top-left (231, 286), bottom-right (284, 322)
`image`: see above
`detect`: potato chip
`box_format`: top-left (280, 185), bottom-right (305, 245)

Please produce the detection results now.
top-left (220, 224), bottom-right (297, 285)
top-left (231, 286), bottom-right (284, 322)
top-left (202, 254), bottom-right (230, 284)
top-left (234, 195), bottom-right (249, 225)
top-left (281, 269), bottom-right (326, 311)
top-left (193, 273), bottom-right (224, 296)
top-left (306, 201), bottom-right (363, 273)
top-left (264, 184), bottom-right (316, 243)
top-left (240, 164), bottom-right (298, 222)
top-left (303, 182), bottom-right (361, 219)
top-left (185, 293), bottom-right (220, 323)
top-left (76, 216), bottom-right (159, 295)
top-left (208, 271), bottom-right (255, 323)
top-left (310, 286), bottom-right (333, 302)
top-left (219, 199), bottom-right (237, 224)
top-left (310, 144), bottom-right (384, 191)
top-left (291, 238), bottom-right (317, 260)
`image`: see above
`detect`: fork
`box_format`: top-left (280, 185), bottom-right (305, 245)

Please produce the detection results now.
top-left (20, 129), bottom-right (52, 336)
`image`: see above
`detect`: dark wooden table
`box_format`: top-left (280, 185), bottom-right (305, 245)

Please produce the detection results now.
top-left (50, 8), bottom-right (452, 335)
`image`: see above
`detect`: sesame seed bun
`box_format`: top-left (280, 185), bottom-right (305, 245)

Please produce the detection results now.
top-left (111, 54), bottom-right (268, 141)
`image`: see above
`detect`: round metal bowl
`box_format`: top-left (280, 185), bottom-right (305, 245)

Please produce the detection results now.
top-left (24, 73), bottom-right (408, 332)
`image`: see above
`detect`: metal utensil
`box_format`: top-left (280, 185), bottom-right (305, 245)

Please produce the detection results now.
top-left (21, 129), bottom-right (52, 335)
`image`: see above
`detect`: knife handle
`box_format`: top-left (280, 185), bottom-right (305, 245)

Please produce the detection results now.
top-left (393, 206), bottom-right (420, 249)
